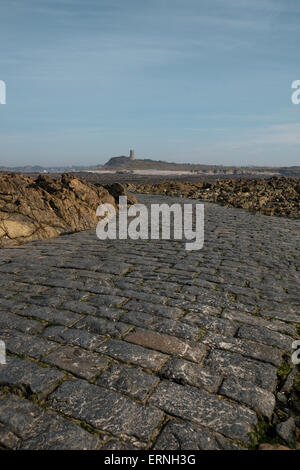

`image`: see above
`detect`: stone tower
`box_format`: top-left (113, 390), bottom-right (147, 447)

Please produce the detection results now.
top-left (130, 149), bottom-right (135, 161)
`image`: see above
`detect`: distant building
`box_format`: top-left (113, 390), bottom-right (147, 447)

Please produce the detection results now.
top-left (130, 149), bottom-right (135, 161)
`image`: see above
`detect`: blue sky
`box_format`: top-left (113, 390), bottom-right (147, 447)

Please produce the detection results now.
top-left (0, 0), bottom-right (300, 167)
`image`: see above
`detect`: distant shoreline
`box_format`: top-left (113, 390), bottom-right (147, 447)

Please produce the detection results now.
top-left (84, 168), bottom-right (280, 176)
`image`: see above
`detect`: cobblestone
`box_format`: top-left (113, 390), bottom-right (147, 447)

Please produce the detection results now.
top-left (42, 325), bottom-right (105, 350)
top-left (219, 377), bottom-right (276, 419)
top-left (0, 356), bottom-right (64, 398)
top-left (0, 311), bottom-right (44, 334)
top-left (0, 193), bottom-right (299, 449)
top-left (122, 310), bottom-right (200, 340)
top-left (74, 315), bottom-right (131, 338)
top-left (205, 349), bottom-right (278, 391)
top-left (96, 363), bottom-right (159, 400)
top-left (153, 420), bottom-right (244, 450)
top-left (183, 312), bottom-right (238, 336)
top-left (43, 345), bottom-right (110, 380)
top-left (237, 324), bottom-right (293, 351)
top-left (149, 380), bottom-right (257, 443)
top-left (96, 339), bottom-right (168, 371)
top-left (17, 305), bottom-right (82, 327)
top-left (125, 328), bottom-right (207, 363)
top-left (0, 394), bottom-right (100, 450)
top-left (47, 379), bottom-right (164, 442)
top-left (0, 329), bottom-right (58, 359)
top-left (160, 358), bottom-right (222, 393)
top-left (202, 331), bottom-right (283, 367)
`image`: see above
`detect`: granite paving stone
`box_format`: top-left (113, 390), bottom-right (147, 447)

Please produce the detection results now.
top-left (42, 325), bottom-right (105, 350)
top-left (0, 329), bottom-right (58, 359)
top-left (0, 394), bottom-right (100, 450)
top-left (96, 339), bottom-right (168, 371)
top-left (0, 356), bottom-right (64, 398)
top-left (43, 345), bottom-right (110, 379)
top-left (153, 420), bottom-right (244, 450)
top-left (124, 328), bottom-right (207, 363)
top-left (219, 377), bottom-right (276, 419)
top-left (16, 305), bottom-right (82, 327)
top-left (149, 380), bottom-right (257, 443)
top-left (159, 357), bottom-right (222, 393)
top-left (96, 363), bottom-right (159, 400)
top-left (74, 315), bottom-right (132, 338)
top-left (47, 379), bottom-right (164, 442)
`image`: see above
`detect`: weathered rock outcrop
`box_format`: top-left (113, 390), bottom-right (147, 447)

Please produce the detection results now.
top-left (103, 182), bottom-right (137, 206)
top-left (134, 177), bottom-right (300, 218)
top-left (0, 173), bottom-right (116, 246)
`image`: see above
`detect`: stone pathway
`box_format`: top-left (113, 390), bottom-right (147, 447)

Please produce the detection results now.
top-left (0, 194), bottom-right (299, 450)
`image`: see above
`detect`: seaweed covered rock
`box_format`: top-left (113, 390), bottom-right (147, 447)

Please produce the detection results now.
top-left (134, 177), bottom-right (300, 218)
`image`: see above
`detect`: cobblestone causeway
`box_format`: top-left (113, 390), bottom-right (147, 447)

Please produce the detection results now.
top-left (0, 194), bottom-right (299, 450)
